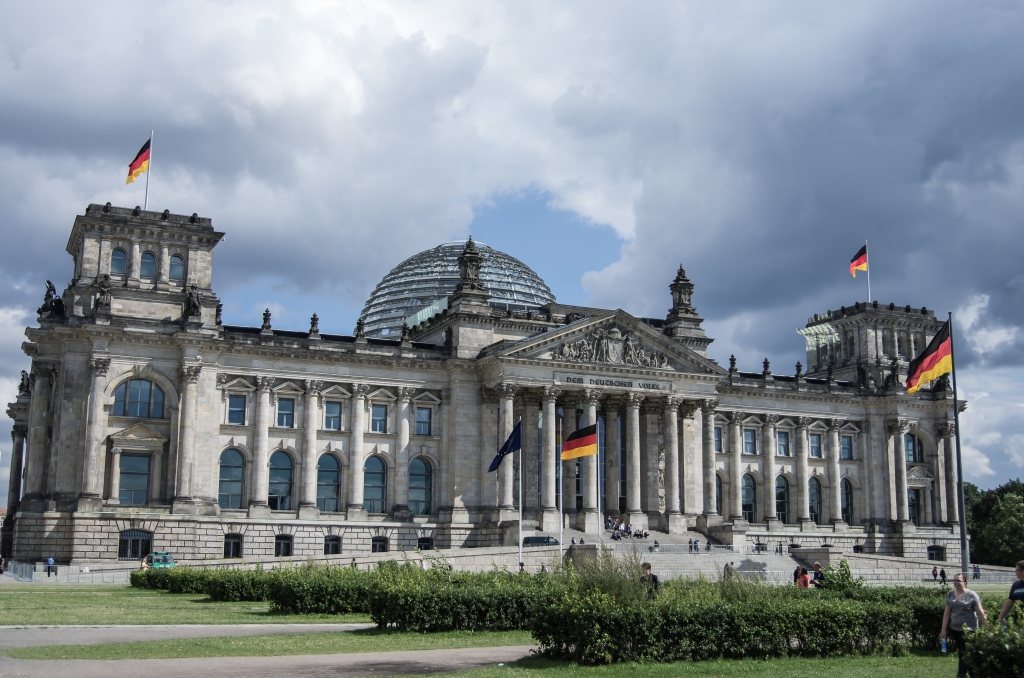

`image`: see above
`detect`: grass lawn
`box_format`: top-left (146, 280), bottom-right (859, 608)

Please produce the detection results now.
top-left (0, 583), bottom-right (370, 625)
top-left (396, 653), bottom-right (958, 678)
top-left (3, 628), bottom-right (534, 660)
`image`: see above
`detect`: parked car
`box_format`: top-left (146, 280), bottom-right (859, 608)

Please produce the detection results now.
top-left (145, 552), bottom-right (176, 568)
top-left (523, 536), bottom-right (560, 547)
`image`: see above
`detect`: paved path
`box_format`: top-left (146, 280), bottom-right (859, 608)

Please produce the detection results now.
top-left (0, 623), bottom-right (374, 648)
top-left (0, 644), bottom-right (536, 678)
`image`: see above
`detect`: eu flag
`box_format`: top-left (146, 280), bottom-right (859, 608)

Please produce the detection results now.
top-left (488, 421), bottom-right (522, 472)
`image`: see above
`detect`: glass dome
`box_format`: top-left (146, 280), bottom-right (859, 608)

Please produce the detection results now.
top-left (360, 240), bottom-right (556, 338)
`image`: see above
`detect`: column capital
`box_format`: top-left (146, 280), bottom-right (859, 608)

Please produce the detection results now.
top-left (542, 385), bottom-right (561, 403)
top-left (495, 382), bottom-right (518, 399)
top-left (602, 395), bottom-right (623, 412)
top-left (111, 446), bottom-right (122, 456)
top-left (256, 375), bottom-right (273, 392)
top-left (764, 413), bottom-right (779, 428)
top-left (624, 392), bottom-right (645, 409)
top-left (795, 416), bottom-right (811, 430)
top-left (480, 386), bottom-right (498, 405)
top-left (441, 388), bottom-right (452, 404)
top-left (728, 410), bottom-right (745, 424)
top-left (396, 386), bottom-right (414, 402)
top-left (304, 379), bottom-right (323, 396)
top-left (887, 418), bottom-right (910, 434)
top-left (179, 364), bottom-right (202, 384)
top-left (701, 398), bottom-right (719, 413)
top-left (679, 400), bottom-right (700, 418)
top-left (351, 383), bottom-right (370, 399)
top-left (828, 418), bottom-right (842, 432)
top-left (936, 420), bottom-right (955, 437)
top-left (582, 388), bottom-right (601, 407)
top-left (89, 357), bottom-right (111, 376)
top-left (664, 395), bottom-right (682, 409)
top-left (12, 424), bottom-right (27, 439)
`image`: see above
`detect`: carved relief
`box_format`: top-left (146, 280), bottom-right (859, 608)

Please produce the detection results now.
top-left (553, 326), bottom-right (670, 368)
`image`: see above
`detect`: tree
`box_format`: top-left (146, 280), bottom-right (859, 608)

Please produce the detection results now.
top-left (969, 479), bottom-right (1024, 566)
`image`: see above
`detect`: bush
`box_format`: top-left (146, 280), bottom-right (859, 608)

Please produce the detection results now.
top-left (965, 620), bottom-right (1024, 677)
top-left (165, 567), bottom-right (213, 594)
top-left (206, 568), bottom-right (274, 602)
top-left (129, 570), bottom-right (147, 588)
top-left (268, 563), bottom-right (374, 615)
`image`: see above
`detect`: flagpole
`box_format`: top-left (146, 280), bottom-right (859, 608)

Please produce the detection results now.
top-left (865, 240), bottom-right (871, 303)
top-left (948, 312), bottom-right (970, 578)
top-left (558, 460), bottom-right (564, 561)
top-left (144, 130), bottom-right (153, 211)
top-left (518, 416), bottom-right (523, 570)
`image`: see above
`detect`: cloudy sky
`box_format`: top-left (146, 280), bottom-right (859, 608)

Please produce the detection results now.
top-left (2, 1), bottom-right (1023, 504)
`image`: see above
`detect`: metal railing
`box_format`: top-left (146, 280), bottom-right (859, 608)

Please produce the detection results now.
top-left (5, 561), bottom-right (134, 584)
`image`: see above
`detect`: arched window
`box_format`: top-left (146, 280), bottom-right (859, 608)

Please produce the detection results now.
top-left (775, 476), bottom-right (790, 524)
top-left (118, 529), bottom-right (152, 561)
top-left (363, 456), bottom-right (387, 514)
top-left (169, 254), bottom-right (185, 281)
top-left (111, 248), bottom-right (127, 275)
top-left (908, 488), bottom-right (922, 526)
top-left (317, 454), bottom-right (341, 512)
top-left (715, 474), bottom-right (722, 515)
top-left (741, 474), bottom-right (756, 522)
top-left (808, 477), bottom-right (822, 524)
top-left (409, 458), bottom-right (432, 515)
top-left (114, 379), bottom-right (165, 419)
top-left (140, 251), bottom-right (156, 278)
top-left (268, 452), bottom-right (294, 510)
top-left (841, 478), bottom-right (854, 525)
top-left (218, 449), bottom-right (245, 509)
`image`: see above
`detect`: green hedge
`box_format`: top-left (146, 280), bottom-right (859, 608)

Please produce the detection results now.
top-left (965, 620), bottom-right (1024, 677)
top-left (206, 568), bottom-right (275, 602)
top-left (267, 563), bottom-right (372, 614)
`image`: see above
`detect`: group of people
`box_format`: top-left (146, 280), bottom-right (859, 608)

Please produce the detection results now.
top-left (793, 562), bottom-right (826, 588)
top-left (940, 560), bottom-right (1024, 677)
top-left (607, 517), bottom-right (651, 540)
top-left (687, 538), bottom-right (712, 553)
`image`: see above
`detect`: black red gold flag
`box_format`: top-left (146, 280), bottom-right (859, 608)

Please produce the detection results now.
top-left (126, 139), bottom-right (151, 184)
top-left (561, 424), bottom-right (598, 460)
top-left (850, 245), bottom-right (868, 277)
top-left (906, 320), bottom-right (953, 394)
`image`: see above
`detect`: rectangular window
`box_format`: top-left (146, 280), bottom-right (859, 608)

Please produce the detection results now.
top-left (841, 435), bottom-right (853, 460)
top-left (277, 398), bottom-right (294, 428)
top-left (371, 404), bottom-right (388, 433)
top-left (228, 394), bottom-right (246, 425)
top-left (415, 407), bottom-right (432, 436)
top-left (324, 536), bottom-right (341, 555)
top-left (274, 535), bottom-right (293, 557)
top-left (324, 401), bottom-right (341, 431)
top-left (224, 535), bottom-right (242, 558)
top-left (119, 454), bottom-right (151, 505)
top-left (810, 434), bottom-right (822, 458)
top-left (714, 427), bottom-right (722, 453)
top-left (743, 429), bottom-right (757, 455)
top-left (777, 431), bottom-right (790, 457)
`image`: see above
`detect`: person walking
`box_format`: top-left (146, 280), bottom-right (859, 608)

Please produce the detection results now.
top-left (706, 540), bottom-right (712, 553)
top-left (997, 560), bottom-right (1024, 623)
top-left (811, 562), bottom-right (825, 587)
top-left (941, 572), bottom-right (988, 678)
top-left (794, 565), bottom-right (801, 585)
top-left (797, 567), bottom-right (810, 589)
top-left (723, 562), bottom-right (732, 580)
top-left (693, 538), bottom-right (700, 552)
top-left (940, 568), bottom-right (947, 586)
top-left (973, 564), bottom-right (981, 581)
top-left (688, 538), bottom-right (693, 554)
top-left (46, 556), bottom-right (54, 577)
top-left (932, 566), bottom-right (938, 583)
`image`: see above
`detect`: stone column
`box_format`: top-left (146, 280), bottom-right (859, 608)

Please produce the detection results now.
top-left (828, 419), bottom-right (844, 526)
top-left (439, 388), bottom-right (452, 512)
top-left (299, 379), bottom-right (322, 519)
top-left (23, 365), bottom-right (55, 504)
top-left (108, 447), bottom-right (122, 504)
top-left (889, 419), bottom-right (910, 523)
top-left (540, 386), bottom-right (561, 532)
top-left (664, 396), bottom-right (684, 534)
top-left (561, 394), bottom-right (578, 523)
top-left (346, 384), bottom-right (369, 520)
top-left (933, 422), bottom-right (948, 525)
top-left (939, 421), bottom-right (958, 524)
top-left (578, 389), bottom-right (600, 533)
top-left (496, 382), bottom-right (518, 510)
top-left (603, 397), bottom-right (621, 518)
top-left (701, 399), bottom-right (718, 516)
top-left (680, 401), bottom-right (701, 518)
top-left (157, 244), bottom-right (170, 290)
top-left (98, 238), bottom-right (112, 277)
top-left (250, 376), bottom-right (272, 515)
top-left (150, 450), bottom-right (163, 504)
top-left (729, 411), bottom-right (744, 522)
top-left (795, 417), bottom-right (812, 525)
top-left (172, 363), bottom-right (202, 511)
top-left (127, 239), bottom-right (141, 288)
top-left (522, 394), bottom-right (541, 513)
top-left (392, 387), bottom-right (413, 520)
top-left (7, 426), bottom-right (27, 515)
top-left (763, 414), bottom-right (779, 527)
top-left (624, 393), bottom-right (645, 526)
top-left (479, 388), bottom-right (498, 510)
top-left (80, 357), bottom-right (111, 504)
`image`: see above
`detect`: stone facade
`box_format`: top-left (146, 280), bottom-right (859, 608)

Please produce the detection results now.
top-left (2, 204), bottom-right (963, 564)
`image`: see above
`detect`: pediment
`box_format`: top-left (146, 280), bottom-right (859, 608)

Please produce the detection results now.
top-left (110, 422), bottom-right (167, 444)
top-left (907, 465), bottom-right (934, 480)
top-left (217, 376), bottom-right (255, 392)
top-left (496, 310), bottom-right (725, 375)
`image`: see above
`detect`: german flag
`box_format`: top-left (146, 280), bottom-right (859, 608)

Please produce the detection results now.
top-left (906, 320), bottom-right (952, 394)
top-left (561, 424), bottom-right (598, 460)
top-left (850, 245), bottom-right (868, 277)
top-left (126, 139), bottom-right (151, 184)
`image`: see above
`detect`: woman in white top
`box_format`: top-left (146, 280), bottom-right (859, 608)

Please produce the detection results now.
top-left (940, 572), bottom-right (988, 678)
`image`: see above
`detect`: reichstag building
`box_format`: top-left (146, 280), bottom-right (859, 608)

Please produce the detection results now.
top-left (3, 204), bottom-right (962, 564)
